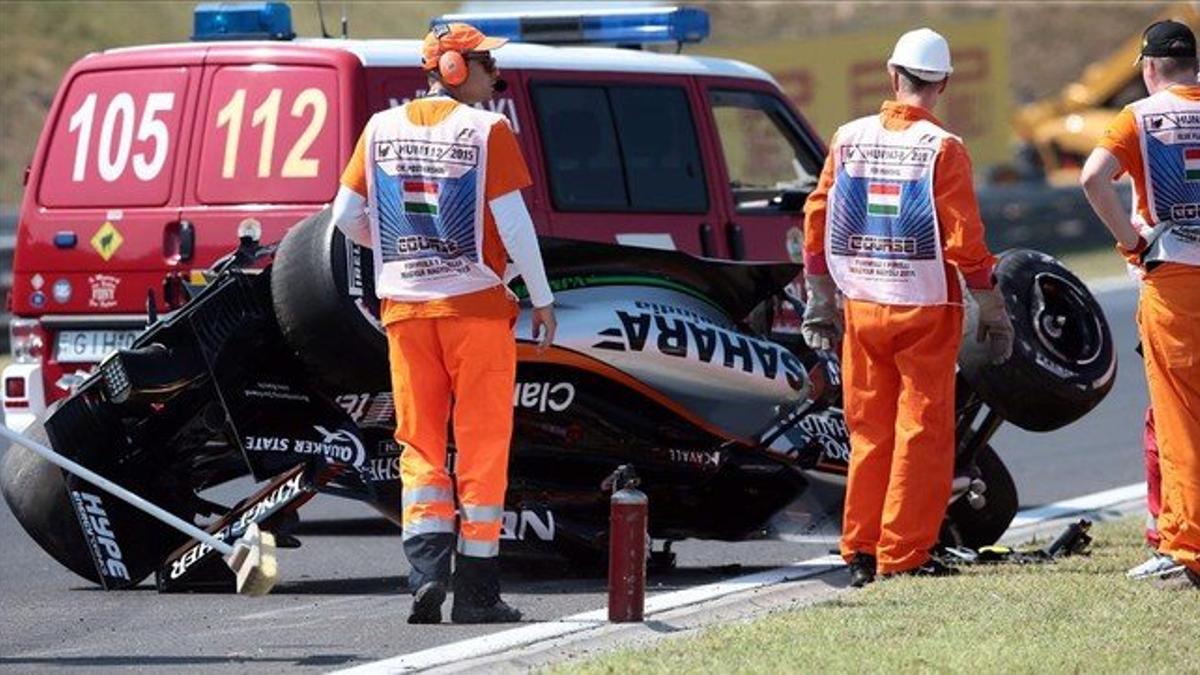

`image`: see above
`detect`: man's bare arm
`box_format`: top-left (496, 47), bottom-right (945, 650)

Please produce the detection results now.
top-left (1079, 148), bottom-right (1141, 251)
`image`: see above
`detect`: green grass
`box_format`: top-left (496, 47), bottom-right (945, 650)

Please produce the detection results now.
top-left (1057, 246), bottom-right (1131, 284)
top-left (555, 517), bottom-right (1198, 675)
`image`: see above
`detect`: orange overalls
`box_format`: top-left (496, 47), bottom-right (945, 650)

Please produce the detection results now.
top-left (804, 102), bottom-right (996, 574)
top-left (1099, 84), bottom-right (1200, 576)
top-left (339, 97), bottom-right (531, 588)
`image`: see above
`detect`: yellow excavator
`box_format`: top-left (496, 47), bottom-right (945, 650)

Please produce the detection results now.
top-left (1012, 4), bottom-right (1198, 186)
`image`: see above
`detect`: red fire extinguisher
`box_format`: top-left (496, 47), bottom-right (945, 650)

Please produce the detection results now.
top-left (605, 464), bottom-right (647, 623)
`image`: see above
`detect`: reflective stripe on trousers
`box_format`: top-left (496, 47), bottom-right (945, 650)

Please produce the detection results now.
top-left (401, 482), bottom-right (456, 536)
top-left (402, 485), bottom-right (454, 510)
top-left (457, 537), bottom-right (500, 557)
top-left (461, 504), bottom-right (503, 523)
top-left (402, 515), bottom-right (456, 541)
top-left (458, 503), bottom-right (503, 557)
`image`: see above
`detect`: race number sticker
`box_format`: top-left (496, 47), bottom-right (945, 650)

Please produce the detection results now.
top-left (39, 68), bottom-right (188, 207)
top-left (197, 65), bottom-right (339, 205)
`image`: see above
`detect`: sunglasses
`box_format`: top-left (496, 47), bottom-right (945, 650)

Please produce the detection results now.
top-left (465, 51), bottom-right (497, 73)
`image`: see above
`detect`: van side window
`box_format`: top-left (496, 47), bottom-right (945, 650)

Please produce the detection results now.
top-left (709, 89), bottom-right (820, 213)
top-left (38, 68), bottom-right (190, 208)
top-left (532, 86), bottom-right (626, 210)
top-left (533, 84), bottom-right (707, 213)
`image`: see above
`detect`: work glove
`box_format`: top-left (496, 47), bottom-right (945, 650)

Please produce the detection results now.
top-left (801, 274), bottom-right (842, 352)
top-left (970, 287), bottom-right (1014, 365)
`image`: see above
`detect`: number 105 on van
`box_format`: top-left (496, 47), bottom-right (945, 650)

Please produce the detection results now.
top-left (54, 330), bottom-right (141, 363)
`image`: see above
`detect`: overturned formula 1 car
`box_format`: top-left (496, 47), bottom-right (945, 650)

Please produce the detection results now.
top-left (1, 210), bottom-right (1117, 592)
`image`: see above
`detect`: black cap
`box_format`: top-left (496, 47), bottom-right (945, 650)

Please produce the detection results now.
top-left (1139, 20), bottom-right (1197, 61)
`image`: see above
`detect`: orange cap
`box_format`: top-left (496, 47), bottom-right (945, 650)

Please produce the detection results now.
top-left (421, 22), bottom-right (509, 71)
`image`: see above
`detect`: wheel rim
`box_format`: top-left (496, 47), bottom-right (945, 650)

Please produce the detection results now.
top-left (1029, 272), bottom-right (1103, 367)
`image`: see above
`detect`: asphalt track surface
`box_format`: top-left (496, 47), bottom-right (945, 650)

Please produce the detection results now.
top-left (0, 284), bottom-right (1146, 671)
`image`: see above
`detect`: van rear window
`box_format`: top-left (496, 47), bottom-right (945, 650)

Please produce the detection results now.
top-left (196, 65), bottom-right (339, 205)
top-left (38, 68), bottom-right (190, 208)
top-left (532, 84), bottom-right (707, 213)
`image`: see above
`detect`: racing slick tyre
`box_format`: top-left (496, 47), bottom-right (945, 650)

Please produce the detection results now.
top-left (1, 418), bottom-right (101, 584)
top-left (1, 416), bottom-right (192, 588)
top-left (959, 249), bottom-right (1116, 432)
top-left (944, 445), bottom-right (1017, 549)
top-left (271, 207), bottom-right (390, 392)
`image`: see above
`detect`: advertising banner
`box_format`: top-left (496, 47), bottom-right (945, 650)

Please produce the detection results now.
top-left (701, 16), bottom-right (1012, 168)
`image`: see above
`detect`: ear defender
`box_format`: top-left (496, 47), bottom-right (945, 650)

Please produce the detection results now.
top-left (439, 51), bottom-right (468, 86)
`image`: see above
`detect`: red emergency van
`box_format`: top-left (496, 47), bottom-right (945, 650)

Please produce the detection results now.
top-left (4, 4), bottom-right (825, 429)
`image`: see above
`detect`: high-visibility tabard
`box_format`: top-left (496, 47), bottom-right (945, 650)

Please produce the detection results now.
top-left (825, 117), bottom-right (953, 305)
top-left (1132, 90), bottom-right (1200, 267)
top-left (364, 101), bottom-right (507, 301)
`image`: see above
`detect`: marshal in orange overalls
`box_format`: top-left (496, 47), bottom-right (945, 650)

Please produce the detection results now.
top-left (338, 95), bottom-right (532, 588)
top-left (1097, 84), bottom-right (1200, 577)
top-left (804, 102), bottom-right (996, 575)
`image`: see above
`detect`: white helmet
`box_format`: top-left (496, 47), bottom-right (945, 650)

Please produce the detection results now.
top-left (887, 27), bottom-right (953, 82)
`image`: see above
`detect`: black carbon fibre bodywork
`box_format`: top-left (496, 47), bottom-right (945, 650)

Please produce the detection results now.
top-left (2, 230), bottom-right (1042, 590)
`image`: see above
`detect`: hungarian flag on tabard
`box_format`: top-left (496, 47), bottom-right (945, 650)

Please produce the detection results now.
top-left (403, 180), bottom-right (440, 215)
top-left (1185, 148), bottom-right (1200, 181)
top-left (867, 183), bottom-right (901, 217)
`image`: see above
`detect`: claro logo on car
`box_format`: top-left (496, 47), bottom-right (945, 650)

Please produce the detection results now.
top-left (70, 490), bottom-right (131, 581)
top-left (593, 305), bottom-right (805, 390)
top-left (168, 473), bottom-right (306, 580)
top-left (513, 381), bottom-right (575, 413)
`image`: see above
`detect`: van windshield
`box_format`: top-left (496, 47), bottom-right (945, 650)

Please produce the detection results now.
top-left (708, 89), bottom-right (820, 213)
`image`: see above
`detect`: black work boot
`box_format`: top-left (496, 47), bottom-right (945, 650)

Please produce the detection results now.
top-left (884, 556), bottom-right (960, 579)
top-left (847, 553), bottom-right (877, 588)
top-left (407, 581), bottom-right (447, 624)
top-left (452, 555), bottom-right (523, 624)
top-left (404, 532), bottom-right (454, 624)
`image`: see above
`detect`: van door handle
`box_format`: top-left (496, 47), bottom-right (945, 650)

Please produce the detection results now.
top-left (699, 222), bottom-right (715, 257)
top-left (163, 219), bottom-right (195, 263)
top-left (178, 220), bottom-right (194, 262)
top-left (726, 222), bottom-right (746, 260)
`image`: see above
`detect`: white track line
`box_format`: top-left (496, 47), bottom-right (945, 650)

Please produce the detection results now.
top-left (334, 482), bottom-right (1146, 675)
top-left (1008, 481), bottom-right (1145, 529)
top-left (332, 557), bottom-right (841, 675)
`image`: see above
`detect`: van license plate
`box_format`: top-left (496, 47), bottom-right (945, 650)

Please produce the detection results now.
top-left (54, 330), bottom-right (141, 363)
